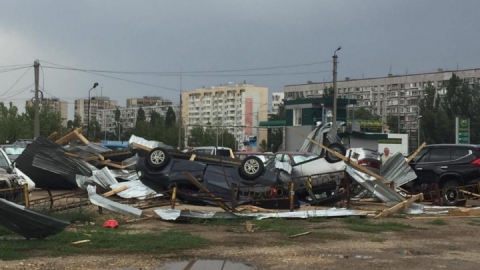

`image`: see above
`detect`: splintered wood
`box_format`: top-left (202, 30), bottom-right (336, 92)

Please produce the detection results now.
top-left (374, 193), bottom-right (424, 219)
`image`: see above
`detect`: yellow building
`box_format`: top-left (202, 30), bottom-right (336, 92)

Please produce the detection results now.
top-left (182, 83), bottom-right (268, 151)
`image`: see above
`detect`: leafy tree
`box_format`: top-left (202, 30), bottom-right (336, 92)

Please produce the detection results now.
top-left (115, 108), bottom-right (121, 122)
top-left (137, 107), bottom-right (146, 122)
top-left (386, 114), bottom-right (399, 133)
top-left (349, 107), bottom-right (379, 121)
top-left (165, 107), bottom-right (176, 127)
top-left (267, 102), bottom-right (285, 152)
top-left (150, 111), bottom-right (162, 126)
top-left (72, 114), bottom-right (82, 129)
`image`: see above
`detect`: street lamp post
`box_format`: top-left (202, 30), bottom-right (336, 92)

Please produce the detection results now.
top-left (87, 83), bottom-right (99, 141)
top-left (416, 115), bottom-right (423, 148)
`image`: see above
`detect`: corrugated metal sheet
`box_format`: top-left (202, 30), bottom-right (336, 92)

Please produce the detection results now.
top-left (0, 198), bottom-right (70, 239)
top-left (346, 166), bottom-right (405, 205)
top-left (87, 185), bottom-right (142, 217)
top-left (381, 152), bottom-right (417, 186)
top-left (15, 136), bottom-right (92, 190)
top-left (128, 135), bottom-right (174, 150)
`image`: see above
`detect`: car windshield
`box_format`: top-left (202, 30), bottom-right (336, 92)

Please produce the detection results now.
top-left (3, 146), bottom-right (26, 155)
top-left (292, 154), bottom-right (318, 164)
top-left (217, 149), bottom-right (231, 157)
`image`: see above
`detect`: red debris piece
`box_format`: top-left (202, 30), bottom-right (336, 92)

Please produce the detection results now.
top-left (102, 219), bottom-right (119, 228)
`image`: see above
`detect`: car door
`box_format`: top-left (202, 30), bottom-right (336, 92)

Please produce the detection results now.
top-left (448, 147), bottom-right (477, 184)
top-left (412, 147), bottom-right (449, 184)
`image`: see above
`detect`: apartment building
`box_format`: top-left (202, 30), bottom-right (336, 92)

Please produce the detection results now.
top-left (126, 96), bottom-right (172, 108)
top-left (74, 96), bottom-right (118, 125)
top-left (271, 92), bottom-right (284, 115)
top-left (25, 98), bottom-right (68, 126)
top-left (181, 83), bottom-right (268, 150)
top-left (284, 68), bottom-right (480, 133)
top-left (97, 104), bottom-right (180, 133)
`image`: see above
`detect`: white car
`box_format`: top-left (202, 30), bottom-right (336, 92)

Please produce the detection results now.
top-left (0, 148), bottom-right (35, 192)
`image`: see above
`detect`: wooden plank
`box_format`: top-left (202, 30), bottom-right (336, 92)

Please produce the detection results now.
top-left (72, 240), bottom-right (90, 245)
top-left (130, 142), bottom-right (152, 152)
top-left (374, 193), bottom-right (424, 219)
top-left (466, 199), bottom-right (480, 207)
top-left (289, 231), bottom-right (311, 238)
top-left (189, 154), bottom-right (196, 161)
top-left (103, 185), bottom-right (128, 197)
top-left (459, 189), bottom-right (480, 198)
top-left (47, 132), bottom-right (58, 140)
top-left (55, 127), bottom-right (83, 145)
top-left (183, 171), bottom-right (232, 212)
top-left (449, 207), bottom-right (480, 217)
top-left (64, 152), bottom-right (80, 158)
top-left (289, 128), bottom-right (408, 193)
top-left (406, 142), bottom-right (427, 163)
top-left (74, 129), bottom-right (90, 144)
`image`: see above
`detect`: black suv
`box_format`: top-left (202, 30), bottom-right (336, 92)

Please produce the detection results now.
top-left (407, 144), bottom-right (480, 206)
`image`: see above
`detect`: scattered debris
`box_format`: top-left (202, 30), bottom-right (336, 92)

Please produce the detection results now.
top-left (87, 185), bottom-right (142, 217)
top-left (72, 240), bottom-right (91, 245)
top-left (0, 198), bottom-right (70, 239)
top-left (289, 231), bottom-right (311, 238)
top-left (102, 219), bottom-right (119, 228)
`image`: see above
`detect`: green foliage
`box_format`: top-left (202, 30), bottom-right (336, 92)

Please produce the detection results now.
top-left (72, 114), bottom-right (82, 129)
top-left (165, 106), bottom-right (176, 127)
top-left (350, 107), bottom-right (380, 121)
top-left (137, 107), bottom-right (146, 122)
top-left (114, 108), bottom-right (121, 122)
top-left (428, 219), bottom-right (447, 226)
top-left (0, 228), bottom-right (210, 261)
top-left (258, 139), bottom-right (268, 152)
top-left (341, 217), bottom-right (412, 233)
top-left (386, 114), bottom-right (399, 133)
top-left (267, 102), bottom-right (285, 152)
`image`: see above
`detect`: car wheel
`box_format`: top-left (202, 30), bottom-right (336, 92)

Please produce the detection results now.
top-left (325, 143), bottom-right (346, 163)
top-left (239, 156), bottom-right (265, 180)
top-left (441, 180), bottom-right (461, 206)
top-left (146, 148), bottom-right (170, 170)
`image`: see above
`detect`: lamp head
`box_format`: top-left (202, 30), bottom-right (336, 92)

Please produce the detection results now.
top-left (93, 83), bottom-right (99, 89)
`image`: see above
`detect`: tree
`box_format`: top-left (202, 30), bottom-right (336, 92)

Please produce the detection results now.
top-left (72, 114), bottom-right (82, 129)
top-left (115, 108), bottom-right (121, 122)
top-left (258, 139), bottom-right (268, 152)
top-left (386, 114), bottom-right (399, 133)
top-left (137, 107), bottom-right (146, 122)
top-left (165, 107), bottom-right (176, 127)
top-left (349, 107), bottom-right (379, 121)
top-left (267, 102), bottom-right (285, 152)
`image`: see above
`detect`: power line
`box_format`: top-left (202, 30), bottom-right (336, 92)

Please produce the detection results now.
top-left (2, 83), bottom-right (35, 99)
top-left (0, 66), bottom-right (33, 98)
top-left (0, 64), bottom-right (32, 68)
top-left (39, 59), bottom-right (331, 74)
top-left (0, 66), bottom-right (31, 74)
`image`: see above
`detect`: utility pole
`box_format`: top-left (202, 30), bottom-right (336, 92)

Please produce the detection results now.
top-left (332, 46), bottom-right (341, 133)
top-left (34, 60), bottom-right (40, 138)
top-left (178, 69), bottom-right (182, 149)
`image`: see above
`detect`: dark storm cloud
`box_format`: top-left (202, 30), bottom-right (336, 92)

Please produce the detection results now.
top-left (0, 0), bottom-right (479, 118)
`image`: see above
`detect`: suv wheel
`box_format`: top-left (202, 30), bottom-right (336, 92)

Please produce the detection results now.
top-left (239, 156), bottom-right (264, 180)
top-left (441, 180), bottom-right (461, 206)
top-left (146, 148), bottom-right (170, 170)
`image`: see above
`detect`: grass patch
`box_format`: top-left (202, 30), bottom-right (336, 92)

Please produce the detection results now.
top-left (252, 219), bottom-right (306, 235)
top-left (341, 217), bottom-right (412, 233)
top-left (0, 227), bottom-right (211, 261)
top-left (428, 219), bottom-right (447, 226)
top-left (188, 218), bottom-right (251, 227)
top-left (306, 217), bottom-right (330, 223)
top-left (311, 232), bottom-right (351, 241)
top-left (468, 219), bottom-right (480, 226)
top-left (370, 237), bottom-right (386, 243)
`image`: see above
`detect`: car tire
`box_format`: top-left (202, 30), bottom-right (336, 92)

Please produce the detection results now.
top-left (146, 148), bottom-right (170, 170)
top-left (325, 143), bottom-right (346, 163)
top-left (239, 156), bottom-right (265, 180)
top-left (441, 180), bottom-right (461, 206)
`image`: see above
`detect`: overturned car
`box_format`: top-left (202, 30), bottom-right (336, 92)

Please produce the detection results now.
top-left (135, 147), bottom-right (290, 206)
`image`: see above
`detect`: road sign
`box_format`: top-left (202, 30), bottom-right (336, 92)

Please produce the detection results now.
top-left (456, 117), bottom-right (470, 144)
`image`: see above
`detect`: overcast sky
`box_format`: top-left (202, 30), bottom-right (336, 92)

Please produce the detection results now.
top-left (1, 0), bottom-right (479, 120)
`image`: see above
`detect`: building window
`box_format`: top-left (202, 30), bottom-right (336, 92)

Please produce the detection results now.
top-left (293, 108), bottom-right (302, 126)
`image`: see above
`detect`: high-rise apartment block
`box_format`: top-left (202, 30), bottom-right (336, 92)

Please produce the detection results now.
top-left (284, 68), bottom-right (480, 132)
top-left (126, 96), bottom-right (172, 108)
top-left (74, 96), bottom-right (118, 124)
top-left (25, 98), bottom-right (68, 126)
top-left (182, 83), bottom-right (268, 150)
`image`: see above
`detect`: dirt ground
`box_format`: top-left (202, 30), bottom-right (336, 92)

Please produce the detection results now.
top-left (2, 191), bottom-right (480, 270)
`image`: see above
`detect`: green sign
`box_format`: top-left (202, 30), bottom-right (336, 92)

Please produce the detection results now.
top-left (378, 138), bottom-right (402, 144)
top-left (456, 117), bottom-right (470, 144)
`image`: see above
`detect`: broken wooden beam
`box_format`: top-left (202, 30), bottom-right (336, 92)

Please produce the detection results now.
top-left (130, 142), bottom-right (152, 152)
top-left (374, 193), bottom-right (424, 219)
top-left (55, 127), bottom-right (83, 145)
top-left (183, 171), bottom-right (232, 212)
top-left (406, 142), bottom-right (426, 163)
top-left (103, 186), bottom-right (128, 197)
top-left (289, 231), bottom-right (312, 238)
top-left (459, 189), bottom-right (480, 198)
